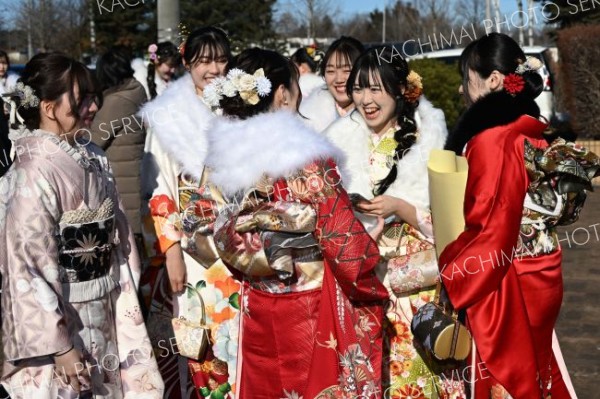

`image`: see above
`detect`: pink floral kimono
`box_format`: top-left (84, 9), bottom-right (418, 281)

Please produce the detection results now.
top-left (0, 128), bottom-right (164, 398)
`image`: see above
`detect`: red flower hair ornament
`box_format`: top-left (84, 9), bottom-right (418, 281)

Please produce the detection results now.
top-left (503, 73), bottom-right (525, 96)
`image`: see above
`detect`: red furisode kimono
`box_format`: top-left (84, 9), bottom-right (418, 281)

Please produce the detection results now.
top-left (439, 114), bottom-right (572, 399)
top-left (203, 110), bottom-right (388, 399)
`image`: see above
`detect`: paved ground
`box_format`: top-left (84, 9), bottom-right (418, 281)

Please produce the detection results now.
top-left (555, 190), bottom-right (600, 398)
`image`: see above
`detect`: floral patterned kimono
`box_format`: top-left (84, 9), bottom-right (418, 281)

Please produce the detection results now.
top-left (324, 98), bottom-right (466, 399)
top-left (0, 128), bottom-right (164, 398)
top-left (201, 110), bottom-right (388, 398)
top-left (140, 74), bottom-right (241, 398)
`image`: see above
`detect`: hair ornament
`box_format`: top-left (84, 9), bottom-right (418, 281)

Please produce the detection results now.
top-left (1, 82), bottom-right (40, 125)
top-left (203, 68), bottom-right (272, 107)
top-left (177, 23), bottom-right (190, 56)
top-left (515, 56), bottom-right (543, 74)
top-left (148, 44), bottom-right (158, 61)
top-left (404, 70), bottom-right (423, 104)
top-left (504, 73), bottom-right (526, 96)
top-left (14, 82), bottom-right (40, 109)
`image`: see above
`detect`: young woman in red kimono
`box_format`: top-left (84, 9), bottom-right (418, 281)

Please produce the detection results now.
top-left (440, 33), bottom-right (592, 398)
top-left (197, 48), bottom-right (388, 398)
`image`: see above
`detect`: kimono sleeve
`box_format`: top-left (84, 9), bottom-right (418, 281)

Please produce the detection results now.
top-left (438, 130), bottom-right (528, 309)
top-left (289, 158), bottom-right (388, 303)
top-left (0, 166), bottom-right (72, 361)
top-left (141, 128), bottom-right (182, 255)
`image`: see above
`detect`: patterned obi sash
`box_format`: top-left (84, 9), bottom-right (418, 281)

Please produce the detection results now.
top-left (57, 198), bottom-right (116, 285)
top-left (518, 138), bottom-right (600, 257)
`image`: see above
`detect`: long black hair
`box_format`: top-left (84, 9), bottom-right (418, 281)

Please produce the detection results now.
top-left (220, 48), bottom-right (299, 120)
top-left (147, 41), bottom-right (180, 99)
top-left (347, 46), bottom-right (418, 196)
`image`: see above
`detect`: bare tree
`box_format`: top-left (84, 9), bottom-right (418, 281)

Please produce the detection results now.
top-left (386, 1), bottom-right (422, 42)
top-left (457, 0), bottom-right (485, 26)
top-left (279, 0), bottom-right (339, 41)
top-left (456, 0), bottom-right (488, 37)
top-left (414, 0), bottom-right (451, 38)
top-left (276, 11), bottom-right (305, 37)
top-left (13, 0), bottom-right (88, 59)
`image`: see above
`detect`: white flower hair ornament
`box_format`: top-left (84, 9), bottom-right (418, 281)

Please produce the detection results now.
top-left (203, 68), bottom-right (272, 107)
top-left (0, 82), bottom-right (41, 126)
top-left (515, 56), bottom-right (543, 74)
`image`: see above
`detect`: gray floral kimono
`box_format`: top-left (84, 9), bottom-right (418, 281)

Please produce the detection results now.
top-left (0, 128), bottom-right (164, 398)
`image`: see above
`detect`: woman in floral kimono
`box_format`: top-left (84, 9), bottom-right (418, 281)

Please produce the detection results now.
top-left (324, 47), bottom-right (466, 398)
top-left (196, 47), bottom-right (388, 398)
top-left (140, 27), bottom-right (241, 398)
top-left (0, 53), bottom-right (163, 398)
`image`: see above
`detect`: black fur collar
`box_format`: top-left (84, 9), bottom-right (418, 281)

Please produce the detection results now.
top-left (445, 91), bottom-right (541, 154)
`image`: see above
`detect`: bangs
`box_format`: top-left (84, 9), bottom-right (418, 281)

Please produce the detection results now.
top-left (329, 51), bottom-right (353, 69)
top-left (66, 62), bottom-right (102, 119)
top-left (189, 41), bottom-right (229, 65)
top-left (354, 65), bottom-right (382, 89)
top-left (346, 47), bottom-right (405, 98)
top-left (74, 63), bottom-right (98, 97)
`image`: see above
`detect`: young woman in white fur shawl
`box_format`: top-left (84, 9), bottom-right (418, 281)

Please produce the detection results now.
top-left (200, 47), bottom-right (388, 398)
top-left (299, 36), bottom-right (364, 132)
top-left (323, 47), bottom-right (467, 398)
top-left (140, 27), bottom-right (243, 399)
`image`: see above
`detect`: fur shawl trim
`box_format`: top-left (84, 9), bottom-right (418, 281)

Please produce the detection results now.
top-left (205, 110), bottom-right (343, 196)
top-left (445, 91), bottom-right (541, 154)
top-left (324, 96), bottom-right (447, 212)
top-left (299, 87), bottom-right (339, 132)
top-left (139, 74), bottom-right (214, 177)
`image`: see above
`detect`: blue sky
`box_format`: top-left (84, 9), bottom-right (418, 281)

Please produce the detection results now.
top-left (278, 0), bottom-right (519, 21)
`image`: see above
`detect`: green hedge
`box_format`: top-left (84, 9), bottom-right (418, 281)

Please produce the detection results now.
top-left (409, 59), bottom-right (465, 132)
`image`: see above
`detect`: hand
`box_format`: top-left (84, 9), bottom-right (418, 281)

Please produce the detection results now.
top-left (356, 195), bottom-right (400, 219)
top-left (368, 216), bottom-right (385, 241)
top-left (165, 243), bottom-right (187, 294)
top-left (54, 347), bottom-right (90, 393)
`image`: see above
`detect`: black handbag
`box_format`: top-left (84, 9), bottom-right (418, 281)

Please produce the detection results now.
top-left (410, 281), bottom-right (472, 361)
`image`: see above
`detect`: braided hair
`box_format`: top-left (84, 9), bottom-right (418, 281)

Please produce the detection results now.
top-left (147, 41), bottom-right (180, 99)
top-left (346, 46), bottom-right (418, 196)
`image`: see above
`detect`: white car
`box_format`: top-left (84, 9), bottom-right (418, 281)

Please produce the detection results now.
top-left (408, 46), bottom-right (555, 121)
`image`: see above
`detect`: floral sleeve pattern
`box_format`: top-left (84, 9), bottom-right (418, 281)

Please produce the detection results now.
top-left (0, 167), bottom-right (72, 360)
top-left (148, 193), bottom-right (182, 254)
top-left (287, 159), bottom-right (388, 303)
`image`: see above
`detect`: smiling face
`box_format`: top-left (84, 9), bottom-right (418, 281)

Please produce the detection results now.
top-left (352, 69), bottom-right (397, 135)
top-left (44, 84), bottom-right (98, 141)
top-left (324, 51), bottom-right (353, 109)
top-left (155, 60), bottom-right (177, 83)
top-left (187, 48), bottom-right (228, 95)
